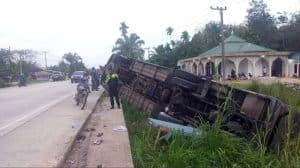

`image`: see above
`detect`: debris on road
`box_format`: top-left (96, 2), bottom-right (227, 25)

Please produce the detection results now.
top-left (76, 134), bottom-right (86, 141)
top-left (93, 138), bottom-right (103, 145)
top-left (71, 123), bottom-right (75, 129)
top-left (97, 132), bottom-right (103, 137)
top-left (113, 125), bottom-right (127, 132)
top-left (63, 96), bottom-right (133, 168)
top-left (84, 128), bottom-right (96, 132)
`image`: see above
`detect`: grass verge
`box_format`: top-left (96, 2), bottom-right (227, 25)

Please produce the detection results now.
top-left (123, 81), bottom-right (300, 168)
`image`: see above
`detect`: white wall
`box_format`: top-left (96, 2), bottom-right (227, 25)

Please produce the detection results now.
top-left (238, 59), bottom-right (254, 76)
top-left (255, 58), bottom-right (269, 77)
top-left (198, 63), bottom-right (204, 75)
top-left (224, 60), bottom-right (236, 78)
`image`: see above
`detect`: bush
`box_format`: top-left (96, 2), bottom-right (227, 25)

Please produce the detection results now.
top-left (0, 79), bottom-right (7, 88)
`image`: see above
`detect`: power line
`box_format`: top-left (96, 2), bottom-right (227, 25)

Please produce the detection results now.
top-left (210, 6), bottom-right (227, 81)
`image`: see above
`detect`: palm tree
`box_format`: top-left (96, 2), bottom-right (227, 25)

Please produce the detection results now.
top-left (120, 22), bottom-right (129, 38)
top-left (166, 27), bottom-right (174, 40)
top-left (181, 31), bottom-right (190, 44)
top-left (113, 22), bottom-right (145, 60)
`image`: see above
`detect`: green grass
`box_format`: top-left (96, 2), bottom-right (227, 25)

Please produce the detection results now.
top-left (123, 81), bottom-right (300, 168)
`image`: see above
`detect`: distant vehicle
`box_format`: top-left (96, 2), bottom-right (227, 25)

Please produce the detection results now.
top-left (71, 71), bottom-right (86, 83)
top-left (51, 71), bottom-right (64, 81)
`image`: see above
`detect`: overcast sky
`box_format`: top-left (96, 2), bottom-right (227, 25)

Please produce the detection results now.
top-left (0, 0), bottom-right (299, 68)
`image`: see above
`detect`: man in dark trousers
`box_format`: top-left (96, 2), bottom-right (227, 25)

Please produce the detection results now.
top-left (91, 67), bottom-right (99, 91)
top-left (105, 68), bottom-right (120, 109)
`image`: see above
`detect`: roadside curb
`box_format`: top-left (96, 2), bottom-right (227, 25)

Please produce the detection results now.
top-left (57, 89), bottom-right (105, 167)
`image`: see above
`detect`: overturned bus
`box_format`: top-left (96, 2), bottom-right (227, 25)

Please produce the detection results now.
top-left (104, 54), bottom-right (289, 148)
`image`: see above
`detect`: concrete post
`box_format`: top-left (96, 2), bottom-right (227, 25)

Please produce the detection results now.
top-left (284, 57), bottom-right (288, 77)
top-left (234, 59), bottom-right (239, 77)
top-left (268, 57), bottom-right (272, 77)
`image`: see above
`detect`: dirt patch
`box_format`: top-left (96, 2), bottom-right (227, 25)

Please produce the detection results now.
top-left (63, 100), bottom-right (104, 168)
top-left (63, 96), bottom-right (133, 168)
top-left (63, 120), bottom-right (94, 167)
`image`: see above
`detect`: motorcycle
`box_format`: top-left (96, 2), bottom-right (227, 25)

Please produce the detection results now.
top-left (18, 75), bottom-right (26, 87)
top-left (74, 83), bottom-right (89, 110)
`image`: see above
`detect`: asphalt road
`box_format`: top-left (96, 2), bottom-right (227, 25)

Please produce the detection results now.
top-left (0, 80), bottom-right (75, 136)
top-left (0, 80), bottom-right (102, 167)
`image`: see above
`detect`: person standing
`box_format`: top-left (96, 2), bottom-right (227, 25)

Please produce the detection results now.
top-left (96, 68), bottom-right (101, 88)
top-left (91, 67), bottom-right (99, 91)
top-left (263, 66), bottom-right (267, 77)
top-left (105, 68), bottom-right (120, 109)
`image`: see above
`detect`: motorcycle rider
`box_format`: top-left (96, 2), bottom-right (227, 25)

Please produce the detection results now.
top-left (77, 72), bottom-right (90, 92)
top-left (75, 73), bottom-right (90, 101)
top-left (105, 67), bottom-right (120, 109)
top-left (18, 73), bottom-right (26, 87)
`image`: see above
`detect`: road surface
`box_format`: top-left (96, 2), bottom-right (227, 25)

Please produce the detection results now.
top-left (0, 81), bottom-right (74, 136)
top-left (0, 80), bottom-right (102, 167)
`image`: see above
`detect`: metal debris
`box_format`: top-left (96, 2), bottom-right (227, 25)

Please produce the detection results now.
top-left (113, 125), bottom-right (127, 132)
top-left (93, 138), bottom-right (103, 145)
top-left (149, 118), bottom-right (201, 137)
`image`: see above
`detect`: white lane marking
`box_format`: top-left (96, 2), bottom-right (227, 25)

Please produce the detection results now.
top-left (0, 94), bottom-right (72, 137)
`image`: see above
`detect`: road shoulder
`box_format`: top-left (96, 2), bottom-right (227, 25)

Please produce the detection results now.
top-left (64, 95), bottom-right (134, 168)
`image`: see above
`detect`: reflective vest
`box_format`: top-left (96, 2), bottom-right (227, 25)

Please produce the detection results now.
top-left (105, 73), bottom-right (118, 84)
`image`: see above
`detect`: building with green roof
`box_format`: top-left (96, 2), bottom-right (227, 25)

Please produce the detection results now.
top-left (178, 34), bottom-right (300, 79)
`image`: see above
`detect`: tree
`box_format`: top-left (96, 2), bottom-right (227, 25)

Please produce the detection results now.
top-left (246, 0), bottom-right (280, 49)
top-left (48, 60), bottom-right (69, 74)
top-left (58, 61), bottom-right (69, 74)
top-left (48, 65), bottom-right (59, 71)
top-left (0, 49), bottom-right (11, 78)
top-left (166, 26), bottom-right (175, 47)
top-left (112, 22), bottom-right (145, 60)
top-left (120, 22), bottom-right (129, 37)
top-left (280, 12), bottom-right (300, 51)
top-left (166, 26), bottom-right (174, 41)
top-left (181, 31), bottom-right (190, 44)
top-left (63, 52), bottom-right (82, 65)
top-left (4, 49), bottom-right (40, 78)
top-left (149, 44), bottom-right (174, 67)
top-left (166, 27), bottom-right (174, 37)
top-left (62, 52), bottom-right (86, 76)
top-left (148, 2), bottom-right (300, 69)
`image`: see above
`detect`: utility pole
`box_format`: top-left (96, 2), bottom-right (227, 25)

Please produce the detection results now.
top-left (210, 6), bottom-right (227, 81)
top-left (8, 46), bottom-right (11, 76)
top-left (19, 50), bottom-right (26, 75)
top-left (144, 47), bottom-right (150, 59)
top-left (43, 51), bottom-right (48, 69)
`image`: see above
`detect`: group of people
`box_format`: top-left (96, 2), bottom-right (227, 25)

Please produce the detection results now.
top-left (75, 65), bottom-right (119, 109)
top-left (227, 69), bottom-right (253, 80)
top-left (88, 66), bottom-right (120, 109)
top-left (90, 67), bottom-right (102, 91)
